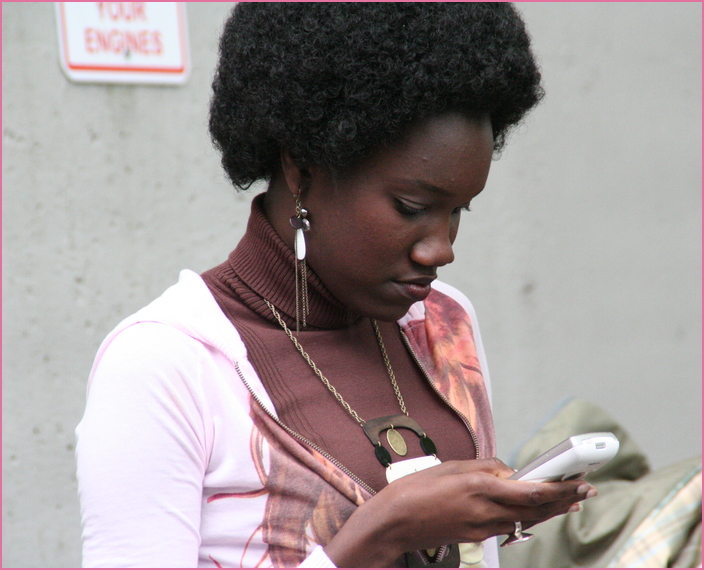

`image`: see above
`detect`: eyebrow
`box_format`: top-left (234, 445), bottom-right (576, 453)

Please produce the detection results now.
top-left (387, 177), bottom-right (453, 197)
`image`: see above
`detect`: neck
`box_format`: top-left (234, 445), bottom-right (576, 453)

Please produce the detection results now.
top-left (215, 194), bottom-right (362, 330)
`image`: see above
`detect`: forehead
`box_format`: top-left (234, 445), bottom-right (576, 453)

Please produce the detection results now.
top-left (343, 112), bottom-right (494, 195)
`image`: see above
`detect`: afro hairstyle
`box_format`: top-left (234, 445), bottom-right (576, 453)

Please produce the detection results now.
top-left (209, 2), bottom-right (543, 189)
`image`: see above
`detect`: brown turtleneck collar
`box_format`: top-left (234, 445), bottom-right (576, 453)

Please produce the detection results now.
top-left (200, 192), bottom-right (478, 498)
top-left (212, 193), bottom-right (361, 330)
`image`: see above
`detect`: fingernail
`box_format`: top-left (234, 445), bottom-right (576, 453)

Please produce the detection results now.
top-left (586, 488), bottom-right (598, 499)
top-left (568, 503), bottom-right (583, 513)
top-left (577, 483), bottom-right (592, 495)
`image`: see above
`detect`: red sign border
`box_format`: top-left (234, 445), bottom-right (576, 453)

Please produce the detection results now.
top-left (58, 2), bottom-right (188, 75)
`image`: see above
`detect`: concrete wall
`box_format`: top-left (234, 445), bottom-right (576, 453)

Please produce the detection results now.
top-left (2, 2), bottom-right (700, 567)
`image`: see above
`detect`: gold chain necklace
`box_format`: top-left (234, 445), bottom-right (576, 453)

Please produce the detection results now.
top-left (264, 299), bottom-right (437, 467)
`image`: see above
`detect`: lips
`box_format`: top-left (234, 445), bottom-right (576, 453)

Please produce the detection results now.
top-left (392, 275), bottom-right (436, 302)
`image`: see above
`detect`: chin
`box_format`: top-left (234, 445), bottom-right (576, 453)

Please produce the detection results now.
top-left (359, 302), bottom-right (414, 323)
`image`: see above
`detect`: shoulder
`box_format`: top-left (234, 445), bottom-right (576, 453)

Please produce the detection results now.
top-left (431, 280), bottom-right (476, 314)
top-left (87, 322), bottom-right (214, 420)
top-left (398, 279), bottom-right (480, 329)
top-left (90, 270), bottom-right (246, 381)
top-left (429, 280), bottom-right (481, 328)
top-left (96, 321), bottom-right (205, 377)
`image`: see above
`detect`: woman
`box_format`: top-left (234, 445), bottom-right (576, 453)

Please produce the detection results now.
top-left (76, 4), bottom-right (596, 568)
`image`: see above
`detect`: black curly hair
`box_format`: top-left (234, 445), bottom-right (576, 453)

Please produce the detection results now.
top-left (209, 2), bottom-right (543, 189)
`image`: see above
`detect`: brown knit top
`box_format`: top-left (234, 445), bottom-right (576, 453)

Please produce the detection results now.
top-left (201, 194), bottom-right (476, 493)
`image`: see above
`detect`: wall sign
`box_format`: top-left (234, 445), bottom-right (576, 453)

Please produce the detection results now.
top-left (56, 2), bottom-right (189, 84)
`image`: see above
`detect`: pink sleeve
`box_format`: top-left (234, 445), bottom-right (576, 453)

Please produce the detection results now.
top-left (76, 323), bottom-right (210, 568)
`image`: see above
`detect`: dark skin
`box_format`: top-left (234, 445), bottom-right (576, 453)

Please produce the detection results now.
top-left (327, 460), bottom-right (592, 567)
top-left (265, 112), bottom-right (494, 322)
top-left (264, 112), bottom-right (596, 567)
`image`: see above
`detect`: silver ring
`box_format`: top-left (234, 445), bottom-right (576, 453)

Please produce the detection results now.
top-left (501, 520), bottom-right (534, 547)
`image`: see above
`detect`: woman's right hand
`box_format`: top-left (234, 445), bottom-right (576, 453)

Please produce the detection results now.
top-left (323, 458), bottom-right (597, 568)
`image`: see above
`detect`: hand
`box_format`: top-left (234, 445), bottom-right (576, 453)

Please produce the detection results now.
top-left (324, 458), bottom-right (596, 567)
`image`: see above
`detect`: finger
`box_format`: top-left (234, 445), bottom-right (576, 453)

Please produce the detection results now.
top-left (493, 478), bottom-right (597, 508)
top-left (494, 483), bottom-right (598, 526)
top-left (476, 481), bottom-right (597, 527)
top-left (483, 500), bottom-right (583, 540)
top-left (502, 497), bottom-right (580, 525)
top-left (418, 462), bottom-right (596, 518)
top-left (466, 491), bottom-right (576, 530)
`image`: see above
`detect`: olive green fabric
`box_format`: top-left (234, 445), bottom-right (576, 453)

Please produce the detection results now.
top-left (499, 399), bottom-right (701, 568)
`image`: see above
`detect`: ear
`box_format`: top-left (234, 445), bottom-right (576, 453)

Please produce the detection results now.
top-left (280, 148), bottom-right (311, 196)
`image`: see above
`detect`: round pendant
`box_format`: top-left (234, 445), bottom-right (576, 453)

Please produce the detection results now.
top-left (386, 428), bottom-right (408, 456)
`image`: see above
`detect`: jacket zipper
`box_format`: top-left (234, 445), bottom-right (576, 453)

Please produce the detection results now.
top-left (233, 361), bottom-right (377, 497)
top-left (234, 336), bottom-right (475, 566)
top-left (399, 329), bottom-right (480, 460)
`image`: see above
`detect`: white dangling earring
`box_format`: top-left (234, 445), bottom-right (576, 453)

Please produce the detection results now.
top-left (289, 191), bottom-right (310, 332)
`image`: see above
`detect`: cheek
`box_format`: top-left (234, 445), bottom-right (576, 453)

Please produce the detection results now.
top-left (306, 195), bottom-right (417, 279)
top-left (313, 224), bottom-right (409, 281)
top-left (345, 231), bottom-right (405, 272)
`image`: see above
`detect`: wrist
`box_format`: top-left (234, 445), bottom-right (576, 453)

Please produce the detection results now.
top-left (323, 494), bottom-right (405, 568)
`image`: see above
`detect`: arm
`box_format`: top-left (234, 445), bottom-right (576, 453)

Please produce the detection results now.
top-left (324, 458), bottom-right (596, 568)
top-left (76, 323), bottom-right (210, 568)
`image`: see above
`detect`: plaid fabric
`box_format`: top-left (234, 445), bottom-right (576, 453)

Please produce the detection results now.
top-left (607, 465), bottom-right (702, 568)
top-left (499, 400), bottom-right (702, 569)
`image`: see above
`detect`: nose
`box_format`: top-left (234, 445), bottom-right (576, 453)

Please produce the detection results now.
top-left (410, 227), bottom-right (455, 268)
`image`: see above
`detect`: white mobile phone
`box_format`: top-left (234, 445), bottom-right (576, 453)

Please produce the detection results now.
top-left (508, 432), bottom-right (619, 482)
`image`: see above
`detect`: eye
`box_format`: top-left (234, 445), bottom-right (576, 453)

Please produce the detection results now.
top-left (452, 205), bottom-right (471, 215)
top-left (395, 199), bottom-right (427, 217)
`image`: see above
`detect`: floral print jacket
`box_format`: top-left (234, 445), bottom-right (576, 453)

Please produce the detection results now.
top-left (76, 270), bottom-right (497, 568)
